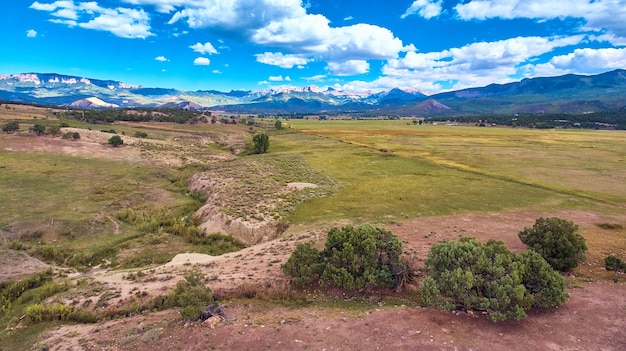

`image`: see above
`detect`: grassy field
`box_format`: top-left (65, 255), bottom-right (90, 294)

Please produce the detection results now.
top-left (277, 120), bottom-right (626, 222)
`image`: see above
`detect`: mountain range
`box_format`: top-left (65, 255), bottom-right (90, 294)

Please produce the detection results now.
top-left (1, 70), bottom-right (626, 116)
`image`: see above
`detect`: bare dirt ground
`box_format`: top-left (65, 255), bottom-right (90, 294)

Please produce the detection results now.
top-left (30, 210), bottom-right (626, 351)
top-left (33, 281), bottom-right (626, 351)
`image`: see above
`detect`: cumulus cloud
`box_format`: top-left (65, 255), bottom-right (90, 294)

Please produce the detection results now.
top-left (30, 1), bottom-right (153, 39)
top-left (255, 52), bottom-right (310, 69)
top-left (121, 0), bottom-right (405, 76)
top-left (190, 42), bottom-right (218, 55)
top-left (455, 0), bottom-right (626, 37)
top-left (327, 60), bottom-right (370, 76)
top-left (155, 56), bottom-right (169, 62)
top-left (26, 29), bottom-right (38, 38)
top-left (252, 20), bottom-right (404, 63)
top-left (535, 47), bottom-right (626, 75)
top-left (193, 57), bottom-right (210, 65)
top-left (376, 35), bottom-right (585, 92)
top-left (401, 0), bottom-right (443, 19)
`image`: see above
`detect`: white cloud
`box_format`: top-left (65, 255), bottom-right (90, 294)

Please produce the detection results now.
top-left (590, 33), bottom-right (626, 46)
top-left (253, 19), bottom-right (404, 63)
top-left (401, 0), bottom-right (443, 19)
top-left (50, 19), bottom-right (77, 26)
top-left (269, 75), bottom-right (285, 81)
top-left (543, 47), bottom-right (626, 73)
top-left (30, 1), bottom-right (153, 39)
top-left (26, 29), bottom-right (38, 38)
top-left (304, 74), bottom-right (327, 81)
top-left (128, 0), bottom-right (405, 76)
top-left (455, 0), bottom-right (626, 37)
top-left (166, 0), bottom-right (306, 31)
top-left (193, 57), bottom-right (210, 65)
top-left (212, 69), bottom-right (222, 74)
top-left (190, 42), bottom-right (218, 55)
top-left (255, 52), bottom-right (310, 69)
top-left (327, 60), bottom-right (370, 76)
top-left (344, 16), bottom-right (354, 21)
top-left (373, 35), bottom-right (586, 92)
top-left (155, 56), bottom-right (169, 62)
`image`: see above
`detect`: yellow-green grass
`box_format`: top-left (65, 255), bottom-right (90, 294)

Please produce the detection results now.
top-left (287, 120), bottom-right (626, 211)
top-left (267, 123), bottom-right (625, 224)
top-left (0, 149), bottom-right (182, 225)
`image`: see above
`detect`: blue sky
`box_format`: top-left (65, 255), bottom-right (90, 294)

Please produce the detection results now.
top-left (3, 0), bottom-right (626, 92)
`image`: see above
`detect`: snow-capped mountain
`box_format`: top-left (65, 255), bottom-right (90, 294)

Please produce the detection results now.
top-left (2, 70), bottom-right (626, 116)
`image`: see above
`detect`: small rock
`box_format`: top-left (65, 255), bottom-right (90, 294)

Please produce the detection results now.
top-left (203, 316), bottom-right (223, 329)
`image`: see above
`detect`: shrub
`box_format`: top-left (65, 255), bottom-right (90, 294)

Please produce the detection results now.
top-left (26, 303), bottom-right (74, 322)
top-left (0, 269), bottom-right (54, 313)
top-left (518, 217), bottom-right (587, 271)
top-left (30, 123), bottom-right (46, 136)
top-left (165, 270), bottom-right (214, 320)
top-left (252, 133), bottom-right (269, 154)
top-left (421, 238), bottom-right (567, 322)
top-left (2, 121), bottom-right (19, 133)
top-left (134, 131), bottom-right (148, 138)
top-left (605, 255), bottom-right (625, 272)
top-left (108, 135), bottom-right (124, 147)
top-left (62, 131), bottom-right (80, 140)
top-left (282, 224), bottom-right (407, 290)
top-left (281, 243), bottom-right (324, 287)
top-left (597, 223), bottom-right (624, 230)
top-left (47, 125), bottom-right (61, 136)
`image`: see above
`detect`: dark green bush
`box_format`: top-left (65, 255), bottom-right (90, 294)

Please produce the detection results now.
top-left (30, 123), bottom-right (46, 135)
top-left (108, 135), bottom-right (124, 147)
top-left (605, 255), bottom-right (625, 272)
top-left (282, 224), bottom-right (406, 290)
top-left (2, 120), bottom-right (19, 133)
top-left (252, 133), bottom-right (269, 154)
top-left (421, 238), bottom-right (567, 322)
top-left (281, 243), bottom-right (324, 287)
top-left (518, 217), bottom-right (587, 271)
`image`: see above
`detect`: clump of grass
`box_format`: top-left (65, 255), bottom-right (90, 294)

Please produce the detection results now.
top-left (597, 223), bottom-right (624, 230)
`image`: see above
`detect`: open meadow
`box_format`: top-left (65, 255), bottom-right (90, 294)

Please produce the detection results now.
top-left (1, 106), bottom-right (625, 350)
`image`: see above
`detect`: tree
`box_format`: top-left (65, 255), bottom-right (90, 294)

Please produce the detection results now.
top-left (282, 224), bottom-right (407, 290)
top-left (421, 238), bottom-right (567, 322)
top-left (108, 135), bottom-right (124, 147)
top-left (274, 119), bottom-right (283, 130)
top-left (518, 217), bottom-right (587, 271)
top-left (252, 133), bottom-right (269, 154)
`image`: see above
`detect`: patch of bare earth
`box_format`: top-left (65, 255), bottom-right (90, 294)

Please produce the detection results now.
top-left (0, 249), bottom-right (50, 281)
top-left (32, 210), bottom-right (626, 351)
top-left (36, 282), bottom-right (625, 351)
